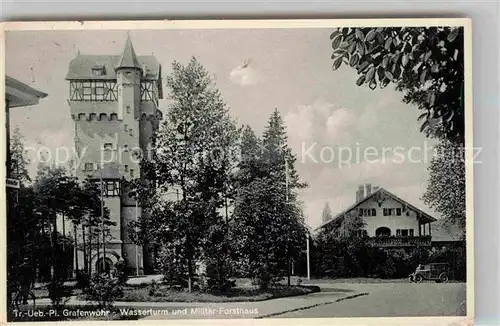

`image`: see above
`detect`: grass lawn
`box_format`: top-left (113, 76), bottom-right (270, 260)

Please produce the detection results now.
top-left (119, 284), bottom-right (320, 303)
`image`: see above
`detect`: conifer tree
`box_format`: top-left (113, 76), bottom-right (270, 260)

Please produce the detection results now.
top-left (134, 57), bottom-right (239, 292)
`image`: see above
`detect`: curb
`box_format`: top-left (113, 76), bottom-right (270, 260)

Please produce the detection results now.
top-left (256, 292), bottom-right (370, 318)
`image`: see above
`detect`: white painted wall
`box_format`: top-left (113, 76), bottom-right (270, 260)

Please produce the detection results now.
top-left (345, 197), bottom-right (422, 237)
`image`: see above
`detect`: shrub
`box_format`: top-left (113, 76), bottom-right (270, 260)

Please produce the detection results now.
top-left (75, 271), bottom-right (90, 289)
top-left (83, 273), bottom-right (123, 309)
top-left (48, 277), bottom-right (72, 310)
top-left (113, 259), bottom-right (128, 285)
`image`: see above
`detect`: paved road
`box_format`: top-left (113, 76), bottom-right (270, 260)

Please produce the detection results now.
top-left (274, 282), bottom-right (467, 318)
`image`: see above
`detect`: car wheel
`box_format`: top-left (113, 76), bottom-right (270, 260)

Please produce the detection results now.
top-left (414, 274), bottom-right (423, 283)
top-left (439, 273), bottom-right (449, 283)
top-left (408, 275), bottom-right (414, 282)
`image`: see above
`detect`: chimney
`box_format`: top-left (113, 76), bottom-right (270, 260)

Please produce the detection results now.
top-left (365, 184), bottom-right (372, 196)
top-left (356, 185), bottom-right (365, 202)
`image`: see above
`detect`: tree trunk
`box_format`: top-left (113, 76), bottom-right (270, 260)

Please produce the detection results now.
top-left (287, 258), bottom-right (291, 286)
top-left (51, 211), bottom-right (57, 280)
top-left (187, 234), bottom-right (192, 293)
top-left (74, 224), bottom-right (79, 276)
top-left (82, 225), bottom-right (87, 274)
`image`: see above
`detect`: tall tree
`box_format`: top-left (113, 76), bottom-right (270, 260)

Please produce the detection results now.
top-left (321, 203), bottom-right (333, 223)
top-left (422, 140), bottom-right (466, 232)
top-left (8, 127), bottom-right (31, 183)
top-left (330, 27), bottom-right (465, 143)
top-left (133, 57), bottom-right (239, 292)
top-left (233, 113), bottom-right (307, 288)
top-left (262, 109), bottom-right (307, 286)
top-left (7, 129), bottom-right (36, 307)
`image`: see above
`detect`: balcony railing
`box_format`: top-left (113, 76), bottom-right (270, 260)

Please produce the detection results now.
top-left (366, 235), bottom-right (432, 247)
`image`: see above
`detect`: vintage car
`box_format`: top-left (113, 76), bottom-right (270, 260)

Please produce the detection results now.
top-left (408, 263), bottom-right (449, 283)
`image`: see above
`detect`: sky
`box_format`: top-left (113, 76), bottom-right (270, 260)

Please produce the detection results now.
top-left (5, 28), bottom-right (439, 229)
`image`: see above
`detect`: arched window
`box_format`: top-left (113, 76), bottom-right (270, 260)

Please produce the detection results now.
top-left (375, 227), bottom-right (391, 237)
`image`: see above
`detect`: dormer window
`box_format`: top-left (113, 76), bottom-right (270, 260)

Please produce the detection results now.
top-left (91, 65), bottom-right (106, 76)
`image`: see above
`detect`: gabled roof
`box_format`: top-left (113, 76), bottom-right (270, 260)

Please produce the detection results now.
top-left (5, 75), bottom-right (48, 108)
top-left (115, 34), bottom-right (142, 71)
top-left (315, 187), bottom-right (437, 231)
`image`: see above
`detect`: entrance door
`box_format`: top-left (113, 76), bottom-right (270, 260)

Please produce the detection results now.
top-left (96, 258), bottom-right (112, 275)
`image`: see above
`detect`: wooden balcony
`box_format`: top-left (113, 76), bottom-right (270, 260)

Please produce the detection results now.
top-left (366, 235), bottom-right (432, 248)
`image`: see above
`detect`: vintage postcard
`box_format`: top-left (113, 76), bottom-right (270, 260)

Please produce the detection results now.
top-left (1, 19), bottom-right (473, 325)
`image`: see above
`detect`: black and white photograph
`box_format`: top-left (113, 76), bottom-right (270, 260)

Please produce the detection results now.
top-left (2, 19), bottom-right (473, 323)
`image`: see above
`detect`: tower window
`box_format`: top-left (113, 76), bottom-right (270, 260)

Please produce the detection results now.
top-left (124, 165), bottom-right (129, 172)
top-left (102, 180), bottom-right (120, 197)
top-left (84, 162), bottom-right (94, 171)
top-left (123, 144), bottom-right (129, 152)
top-left (130, 169), bottom-right (135, 178)
top-left (126, 106), bottom-right (131, 114)
top-left (103, 143), bottom-right (113, 151)
top-left (124, 124), bottom-right (128, 131)
top-left (129, 129), bottom-right (133, 136)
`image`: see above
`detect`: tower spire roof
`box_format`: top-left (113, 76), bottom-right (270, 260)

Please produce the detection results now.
top-left (115, 33), bottom-right (142, 70)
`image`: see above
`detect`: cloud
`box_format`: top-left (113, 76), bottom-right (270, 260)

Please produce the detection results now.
top-left (229, 65), bottom-right (260, 86)
top-left (284, 99), bottom-right (357, 154)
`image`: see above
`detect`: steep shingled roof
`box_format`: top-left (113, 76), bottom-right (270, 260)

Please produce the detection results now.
top-left (65, 55), bottom-right (160, 81)
top-left (66, 36), bottom-right (161, 81)
top-left (115, 34), bottom-right (142, 70)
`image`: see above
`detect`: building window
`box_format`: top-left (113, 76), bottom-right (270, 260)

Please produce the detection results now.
top-left (396, 208), bottom-right (402, 216)
top-left (126, 106), bottom-right (131, 114)
top-left (124, 165), bottom-right (129, 172)
top-left (100, 180), bottom-right (120, 197)
top-left (141, 81), bottom-right (156, 102)
top-left (103, 143), bottom-right (113, 151)
top-left (384, 208), bottom-right (397, 216)
top-left (124, 124), bottom-right (128, 131)
top-left (91, 65), bottom-right (106, 76)
top-left (69, 80), bottom-right (117, 101)
top-left (84, 162), bottom-right (94, 171)
top-left (130, 169), bottom-right (135, 178)
top-left (123, 144), bottom-right (129, 152)
top-left (396, 229), bottom-right (414, 237)
top-left (129, 129), bottom-right (133, 136)
top-left (360, 208), bottom-right (376, 217)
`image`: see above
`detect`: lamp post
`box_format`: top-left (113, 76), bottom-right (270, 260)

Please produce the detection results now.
top-left (135, 198), bottom-right (139, 276)
top-left (100, 169), bottom-right (106, 274)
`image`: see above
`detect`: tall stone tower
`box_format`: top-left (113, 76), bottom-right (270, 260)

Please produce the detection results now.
top-left (66, 35), bottom-right (163, 274)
